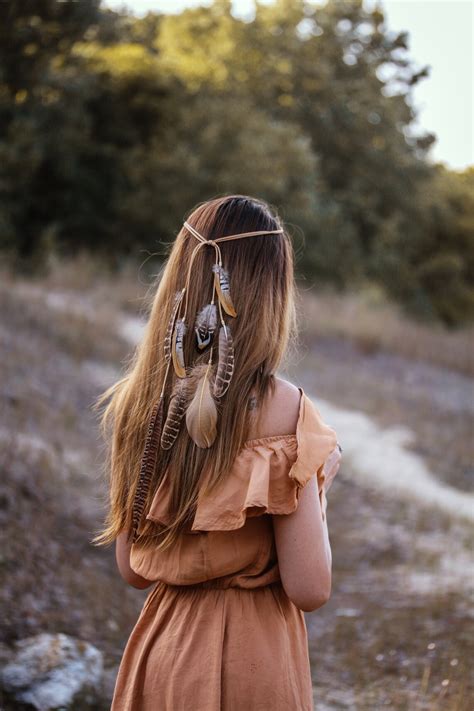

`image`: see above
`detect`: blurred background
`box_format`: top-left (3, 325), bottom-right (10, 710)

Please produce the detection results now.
top-left (0, 0), bottom-right (472, 709)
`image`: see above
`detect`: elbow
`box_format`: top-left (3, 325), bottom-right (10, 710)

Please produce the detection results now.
top-left (285, 575), bottom-right (332, 613)
top-left (117, 562), bottom-right (154, 590)
top-left (115, 540), bottom-right (154, 589)
top-left (127, 577), bottom-right (154, 590)
top-left (296, 589), bottom-right (331, 613)
top-left (122, 572), bottom-right (155, 590)
top-left (120, 567), bottom-right (155, 589)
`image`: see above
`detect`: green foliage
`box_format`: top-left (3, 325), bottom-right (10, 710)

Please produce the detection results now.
top-left (0, 0), bottom-right (472, 325)
top-left (374, 166), bottom-right (474, 326)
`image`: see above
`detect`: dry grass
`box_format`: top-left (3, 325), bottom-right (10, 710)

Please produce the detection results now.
top-left (309, 478), bottom-right (473, 711)
top-left (300, 286), bottom-right (473, 376)
top-left (7, 256), bottom-right (472, 375)
top-left (0, 258), bottom-right (472, 710)
top-left (0, 264), bottom-right (144, 668)
top-left (22, 252), bottom-right (154, 316)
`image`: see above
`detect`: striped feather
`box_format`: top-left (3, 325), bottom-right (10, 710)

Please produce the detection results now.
top-left (164, 290), bottom-right (185, 364)
top-left (130, 396), bottom-right (164, 543)
top-left (171, 318), bottom-right (187, 378)
top-left (161, 379), bottom-right (189, 450)
top-left (213, 324), bottom-right (234, 398)
top-left (212, 263), bottom-right (237, 317)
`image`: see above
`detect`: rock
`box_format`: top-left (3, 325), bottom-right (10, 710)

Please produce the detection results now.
top-left (0, 633), bottom-right (104, 710)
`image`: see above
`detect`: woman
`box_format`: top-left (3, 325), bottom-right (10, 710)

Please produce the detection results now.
top-left (93, 194), bottom-right (342, 710)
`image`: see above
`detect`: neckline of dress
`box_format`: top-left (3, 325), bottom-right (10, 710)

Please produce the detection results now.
top-left (241, 433), bottom-right (298, 449)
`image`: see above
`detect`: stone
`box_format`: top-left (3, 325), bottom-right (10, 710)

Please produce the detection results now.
top-left (0, 633), bottom-right (104, 710)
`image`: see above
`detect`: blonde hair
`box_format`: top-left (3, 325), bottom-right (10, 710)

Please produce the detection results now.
top-left (91, 194), bottom-right (299, 552)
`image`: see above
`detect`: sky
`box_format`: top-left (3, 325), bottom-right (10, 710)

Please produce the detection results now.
top-left (104, 0), bottom-right (474, 170)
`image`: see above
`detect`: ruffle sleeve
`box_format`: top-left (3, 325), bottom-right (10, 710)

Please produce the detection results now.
top-left (145, 387), bottom-right (338, 533)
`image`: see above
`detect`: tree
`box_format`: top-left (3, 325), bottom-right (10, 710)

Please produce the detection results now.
top-left (0, 0), bottom-right (471, 324)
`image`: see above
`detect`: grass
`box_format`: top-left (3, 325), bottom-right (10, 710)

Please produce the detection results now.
top-left (299, 285), bottom-right (474, 377)
top-left (0, 266), bottom-right (143, 664)
top-left (308, 479), bottom-right (473, 710)
top-left (0, 256), bottom-right (472, 710)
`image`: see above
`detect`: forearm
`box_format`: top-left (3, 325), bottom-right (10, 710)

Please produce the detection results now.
top-left (318, 445), bottom-right (341, 571)
top-left (320, 494), bottom-right (332, 570)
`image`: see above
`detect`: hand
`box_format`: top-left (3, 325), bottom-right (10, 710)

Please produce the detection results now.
top-left (322, 443), bottom-right (342, 494)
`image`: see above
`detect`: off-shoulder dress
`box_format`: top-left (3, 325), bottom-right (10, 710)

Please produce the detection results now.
top-left (110, 387), bottom-right (338, 711)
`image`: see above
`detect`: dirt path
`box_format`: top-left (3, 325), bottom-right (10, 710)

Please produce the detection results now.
top-left (284, 345), bottom-right (473, 709)
top-left (316, 396), bottom-right (474, 523)
top-left (3, 279), bottom-right (469, 710)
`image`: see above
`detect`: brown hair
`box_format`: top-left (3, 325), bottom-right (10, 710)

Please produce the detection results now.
top-left (91, 194), bottom-right (299, 552)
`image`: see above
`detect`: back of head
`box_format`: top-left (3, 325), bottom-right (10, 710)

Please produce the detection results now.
top-left (93, 194), bottom-right (299, 551)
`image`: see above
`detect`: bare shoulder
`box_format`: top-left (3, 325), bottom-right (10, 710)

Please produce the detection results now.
top-left (273, 376), bottom-right (301, 409)
top-left (254, 376), bottom-right (301, 439)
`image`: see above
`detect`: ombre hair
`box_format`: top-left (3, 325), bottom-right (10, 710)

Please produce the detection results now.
top-left (92, 194), bottom-right (300, 552)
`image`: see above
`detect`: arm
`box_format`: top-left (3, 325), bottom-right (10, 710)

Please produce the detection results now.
top-left (115, 530), bottom-right (155, 590)
top-left (273, 474), bottom-right (332, 612)
top-left (273, 447), bottom-right (342, 612)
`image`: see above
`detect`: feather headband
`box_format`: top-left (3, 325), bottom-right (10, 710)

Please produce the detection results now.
top-left (130, 220), bottom-right (284, 542)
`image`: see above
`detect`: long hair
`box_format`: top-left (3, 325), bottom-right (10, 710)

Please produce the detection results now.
top-left (91, 194), bottom-right (299, 552)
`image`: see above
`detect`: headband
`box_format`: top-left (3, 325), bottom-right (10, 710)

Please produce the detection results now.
top-left (130, 219), bottom-right (284, 542)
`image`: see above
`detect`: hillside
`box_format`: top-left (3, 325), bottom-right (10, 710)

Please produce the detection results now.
top-left (1, 261), bottom-right (472, 710)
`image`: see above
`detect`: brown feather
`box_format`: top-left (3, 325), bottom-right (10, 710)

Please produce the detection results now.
top-left (130, 396), bottom-right (164, 543)
top-left (185, 362), bottom-right (218, 448)
top-left (164, 290), bottom-right (184, 363)
top-left (171, 318), bottom-right (187, 378)
top-left (212, 263), bottom-right (237, 317)
top-left (160, 379), bottom-right (189, 450)
top-left (195, 303), bottom-right (217, 350)
top-left (213, 324), bottom-right (234, 398)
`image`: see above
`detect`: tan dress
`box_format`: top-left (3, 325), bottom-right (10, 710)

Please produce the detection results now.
top-left (111, 387), bottom-right (338, 711)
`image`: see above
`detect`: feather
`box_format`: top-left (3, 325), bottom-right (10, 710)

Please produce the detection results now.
top-left (213, 324), bottom-right (234, 398)
top-left (212, 263), bottom-right (237, 317)
top-left (185, 362), bottom-right (218, 448)
top-left (171, 318), bottom-right (187, 378)
top-left (195, 303), bottom-right (217, 350)
top-left (164, 290), bottom-right (184, 363)
top-left (130, 396), bottom-right (165, 543)
top-left (160, 379), bottom-right (189, 450)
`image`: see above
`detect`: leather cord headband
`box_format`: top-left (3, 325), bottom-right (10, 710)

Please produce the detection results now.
top-left (183, 220), bottom-right (284, 243)
top-left (181, 220), bottom-right (284, 321)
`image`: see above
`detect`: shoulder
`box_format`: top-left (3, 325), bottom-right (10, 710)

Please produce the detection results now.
top-left (258, 376), bottom-right (301, 438)
top-left (273, 376), bottom-right (301, 406)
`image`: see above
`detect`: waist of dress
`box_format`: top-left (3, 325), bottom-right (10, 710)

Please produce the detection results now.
top-left (156, 579), bottom-right (283, 592)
